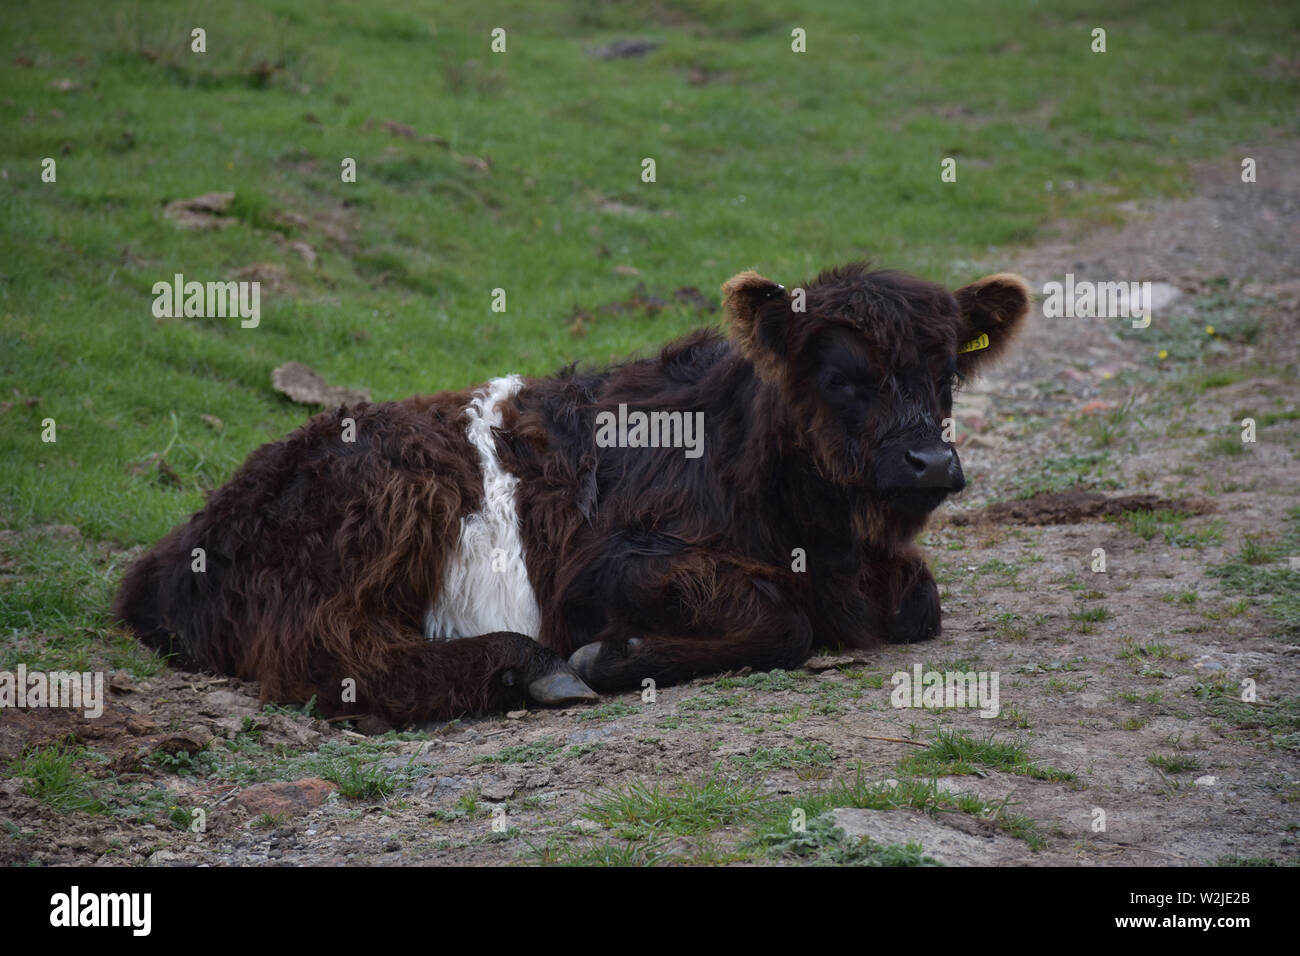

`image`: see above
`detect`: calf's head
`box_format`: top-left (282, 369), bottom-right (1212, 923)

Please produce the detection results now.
top-left (724, 262), bottom-right (1030, 515)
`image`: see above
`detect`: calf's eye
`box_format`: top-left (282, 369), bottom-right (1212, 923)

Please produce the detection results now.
top-left (823, 370), bottom-right (855, 395)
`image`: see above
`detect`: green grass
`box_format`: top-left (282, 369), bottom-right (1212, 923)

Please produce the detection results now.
top-left (714, 669), bottom-right (808, 693)
top-left (582, 775), bottom-right (761, 837)
top-left (755, 771), bottom-right (1048, 850)
top-left (577, 700), bottom-right (635, 722)
top-left (532, 837), bottom-right (672, 867)
top-left (6, 742), bottom-right (107, 814)
top-left (1147, 752), bottom-right (1202, 774)
top-left (320, 757), bottom-right (398, 799)
top-left (0, 527), bottom-right (165, 677)
top-left (1008, 452), bottom-right (1118, 500)
top-left (581, 765), bottom-right (1050, 860)
top-left (473, 739), bottom-right (561, 764)
top-left (1206, 696), bottom-right (1300, 750)
top-left (1070, 606), bottom-right (1112, 623)
top-left (3, 0), bottom-right (1299, 659)
top-left (1112, 510), bottom-right (1224, 549)
top-left (977, 559), bottom-right (1022, 585)
top-left (760, 812), bottom-right (941, 866)
top-left (1119, 640), bottom-right (1188, 663)
top-left (897, 729), bottom-right (1076, 783)
top-left (1119, 292), bottom-right (1273, 364)
top-left (728, 740), bottom-right (835, 775)
top-left (1209, 509), bottom-right (1300, 642)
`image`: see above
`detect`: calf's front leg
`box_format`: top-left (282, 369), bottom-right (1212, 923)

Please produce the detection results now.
top-left (863, 549), bottom-right (941, 646)
top-left (565, 556), bottom-right (813, 692)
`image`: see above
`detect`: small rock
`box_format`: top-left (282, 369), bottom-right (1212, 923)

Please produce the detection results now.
top-left (163, 191), bottom-right (235, 230)
top-left (233, 778), bottom-right (338, 817)
top-left (831, 808), bottom-right (1006, 865)
top-left (714, 744), bottom-right (751, 758)
top-left (213, 715), bottom-right (248, 737)
top-left (803, 652), bottom-right (873, 671)
top-left (271, 362), bottom-right (370, 407)
top-left (523, 770), bottom-right (553, 789)
top-left (1078, 400), bottom-right (1114, 415)
top-left (480, 780), bottom-right (515, 801)
top-left (0, 778), bottom-right (29, 802)
top-left (412, 775), bottom-right (465, 798)
top-left (263, 714), bottom-right (323, 748)
top-left (124, 715), bottom-right (156, 736)
top-left (146, 849), bottom-right (185, 866)
top-left (963, 433), bottom-right (1007, 450)
top-left (1194, 775), bottom-right (1219, 787)
top-left (382, 119), bottom-right (417, 138)
top-left (198, 689), bottom-right (261, 717)
top-left (1147, 282), bottom-right (1182, 312)
top-left (587, 38), bottom-right (661, 60)
top-left (286, 240), bottom-right (316, 266)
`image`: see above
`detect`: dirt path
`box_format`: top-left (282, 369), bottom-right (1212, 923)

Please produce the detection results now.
top-left (3, 145), bottom-right (1297, 866)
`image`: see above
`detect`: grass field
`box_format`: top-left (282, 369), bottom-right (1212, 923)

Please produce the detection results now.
top-left (1, 1), bottom-right (1297, 667)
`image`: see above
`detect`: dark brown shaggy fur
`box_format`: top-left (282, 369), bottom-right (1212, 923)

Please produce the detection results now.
top-left (114, 262), bottom-right (1030, 726)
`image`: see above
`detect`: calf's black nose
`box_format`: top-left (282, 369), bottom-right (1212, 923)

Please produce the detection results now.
top-left (904, 442), bottom-right (961, 488)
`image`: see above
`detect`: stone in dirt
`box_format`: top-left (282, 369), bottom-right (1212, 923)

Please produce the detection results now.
top-left (163, 192), bottom-right (235, 230)
top-left (831, 808), bottom-right (1015, 865)
top-left (803, 652), bottom-right (875, 671)
top-left (272, 362), bottom-right (371, 407)
top-left (198, 689), bottom-right (261, 717)
top-left (587, 38), bottom-right (661, 60)
top-left (233, 778), bottom-right (338, 816)
top-left (480, 778), bottom-right (516, 801)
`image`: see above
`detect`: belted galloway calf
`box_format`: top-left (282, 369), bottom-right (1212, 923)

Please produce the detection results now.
top-left (114, 262), bottom-right (1030, 725)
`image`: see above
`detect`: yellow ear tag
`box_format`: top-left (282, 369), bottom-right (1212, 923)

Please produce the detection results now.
top-left (958, 333), bottom-right (990, 354)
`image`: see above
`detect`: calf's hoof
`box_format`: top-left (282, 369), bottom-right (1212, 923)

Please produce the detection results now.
top-left (568, 638), bottom-right (643, 686)
top-left (886, 572), bottom-right (941, 645)
top-left (526, 670), bottom-right (599, 706)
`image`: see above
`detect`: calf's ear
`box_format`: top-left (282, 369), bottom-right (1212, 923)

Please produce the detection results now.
top-left (953, 272), bottom-right (1032, 376)
top-left (723, 270), bottom-right (791, 377)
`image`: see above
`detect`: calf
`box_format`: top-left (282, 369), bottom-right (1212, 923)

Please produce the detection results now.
top-left (114, 262), bottom-right (1030, 726)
